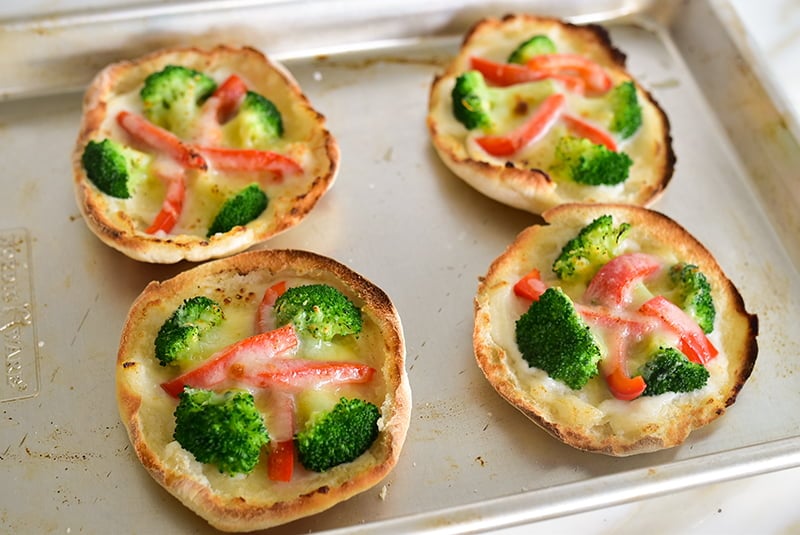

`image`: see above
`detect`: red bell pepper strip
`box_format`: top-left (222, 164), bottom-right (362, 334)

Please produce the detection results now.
top-left (595, 314), bottom-right (647, 400)
top-left (264, 388), bottom-right (295, 482)
top-left (563, 113), bottom-right (618, 151)
top-left (198, 146), bottom-right (303, 178)
top-left (639, 296), bottom-right (718, 364)
top-left (578, 305), bottom-right (651, 400)
top-left (238, 359), bottom-right (376, 391)
top-left (160, 324), bottom-right (299, 397)
top-left (583, 253), bottom-right (662, 308)
top-left (577, 305), bottom-right (658, 334)
top-left (469, 56), bottom-right (585, 93)
top-left (212, 74), bottom-right (249, 123)
top-left (268, 440), bottom-right (295, 482)
top-left (475, 93), bottom-right (566, 156)
top-left (526, 54), bottom-right (613, 94)
top-left (470, 56), bottom-right (546, 86)
top-left (513, 268), bottom-right (548, 301)
top-left (605, 365), bottom-right (646, 401)
top-left (145, 164), bottom-right (186, 234)
top-left (117, 111), bottom-right (207, 170)
top-left (193, 75), bottom-right (250, 145)
top-left (256, 280), bottom-right (287, 333)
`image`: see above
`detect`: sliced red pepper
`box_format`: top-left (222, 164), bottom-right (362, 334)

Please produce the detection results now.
top-left (117, 111), bottom-right (207, 170)
top-left (199, 146), bottom-right (303, 178)
top-left (583, 253), bottom-right (662, 308)
top-left (526, 54), bottom-right (612, 94)
top-left (598, 320), bottom-right (646, 400)
top-left (264, 388), bottom-right (295, 482)
top-left (145, 163), bottom-right (186, 234)
top-left (563, 113), bottom-right (618, 151)
top-left (268, 440), bottom-right (295, 482)
top-left (212, 74), bottom-right (249, 123)
top-left (605, 365), bottom-right (646, 401)
top-left (578, 305), bottom-right (658, 335)
top-left (639, 296), bottom-right (718, 364)
top-left (513, 268), bottom-right (548, 301)
top-left (470, 56), bottom-right (547, 86)
top-left (239, 359), bottom-right (376, 391)
top-left (256, 280), bottom-right (287, 333)
top-left (160, 324), bottom-right (299, 397)
top-left (475, 93), bottom-right (566, 156)
top-left (193, 76), bottom-right (249, 146)
top-left (469, 56), bottom-right (585, 93)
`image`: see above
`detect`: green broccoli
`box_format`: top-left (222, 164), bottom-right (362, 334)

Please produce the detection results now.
top-left (206, 183), bottom-right (268, 237)
top-left (507, 34), bottom-right (557, 64)
top-left (551, 135), bottom-right (633, 186)
top-left (669, 263), bottom-right (716, 333)
top-left (295, 397), bottom-right (380, 472)
top-left (140, 65), bottom-right (217, 136)
top-left (515, 287), bottom-right (601, 390)
top-left (608, 81), bottom-right (643, 139)
top-left (273, 284), bottom-right (362, 341)
top-left (154, 296), bottom-right (224, 366)
top-left (451, 70), bottom-right (493, 130)
top-left (224, 91), bottom-right (284, 149)
top-left (552, 214), bottom-right (631, 282)
top-left (640, 346), bottom-right (709, 396)
top-left (173, 388), bottom-right (269, 475)
top-left (451, 70), bottom-right (554, 131)
top-left (81, 138), bottom-right (151, 198)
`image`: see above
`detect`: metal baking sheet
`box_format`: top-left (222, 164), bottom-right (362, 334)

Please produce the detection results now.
top-left (1, 0), bottom-right (799, 533)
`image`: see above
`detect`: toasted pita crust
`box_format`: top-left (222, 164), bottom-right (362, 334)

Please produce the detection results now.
top-left (428, 14), bottom-right (675, 214)
top-left (117, 249), bottom-right (411, 531)
top-left (74, 45), bottom-right (339, 263)
top-left (473, 204), bottom-right (757, 455)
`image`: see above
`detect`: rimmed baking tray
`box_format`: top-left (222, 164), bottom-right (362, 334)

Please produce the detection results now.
top-left (1, 0), bottom-right (799, 533)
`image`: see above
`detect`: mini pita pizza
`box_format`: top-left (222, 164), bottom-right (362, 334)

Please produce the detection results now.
top-left (74, 45), bottom-right (339, 263)
top-left (116, 249), bottom-right (411, 531)
top-left (428, 14), bottom-right (675, 213)
top-left (473, 203), bottom-right (757, 455)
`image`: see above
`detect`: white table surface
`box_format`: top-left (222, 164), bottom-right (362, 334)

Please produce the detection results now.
top-left (3, 1), bottom-right (797, 533)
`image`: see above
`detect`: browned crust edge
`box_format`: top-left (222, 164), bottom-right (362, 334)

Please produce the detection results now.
top-left (116, 249), bottom-right (411, 531)
top-left (73, 45), bottom-right (340, 264)
top-left (473, 203), bottom-right (758, 456)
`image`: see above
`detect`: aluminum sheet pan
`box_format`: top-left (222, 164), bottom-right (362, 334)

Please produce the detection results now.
top-left (1, 0), bottom-right (799, 533)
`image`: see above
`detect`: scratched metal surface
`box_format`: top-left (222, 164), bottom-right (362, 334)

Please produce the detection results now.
top-left (0, 1), bottom-right (799, 533)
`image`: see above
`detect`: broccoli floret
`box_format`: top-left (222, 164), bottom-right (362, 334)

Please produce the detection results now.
top-left (551, 135), bottom-right (633, 186)
top-left (608, 81), bottom-right (643, 139)
top-left (552, 214), bottom-right (631, 282)
top-left (515, 287), bottom-right (601, 390)
top-left (81, 138), bottom-right (151, 198)
top-left (640, 346), bottom-right (710, 396)
top-left (273, 284), bottom-right (362, 341)
top-left (295, 397), bottom-right (380, 472)
top-left (224, 91), bottom-right (284, 149)
top-left (207, 183), bottom-right (268, 237)
top-left (669, 263), bottom-right (716, 333)
top-left (507, 34), bottom-right (557, 64)
top-left (154, 296), bottom-right (224, 366)
top-left (451, 70), bottom-right (554, 131)
top-left (140, 65), bottom-right (217, 136)
top-left (173, 388), bottom-right (269, 475)
top-left (452, 70), bottom-right (493, 130)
